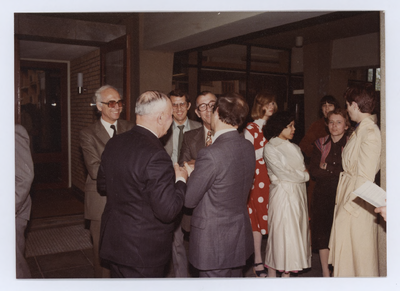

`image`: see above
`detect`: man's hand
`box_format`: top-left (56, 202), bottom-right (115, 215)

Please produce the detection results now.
top-left (174, 163), bottom-right (188, 182)
top-left (184, 161), bottom-right (194, 177)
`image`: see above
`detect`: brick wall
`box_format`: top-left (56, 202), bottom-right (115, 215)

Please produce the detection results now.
top-left (70, 49), bottom-right (101, 192)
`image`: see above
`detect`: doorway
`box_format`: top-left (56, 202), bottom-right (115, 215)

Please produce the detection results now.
top-left (18, 60), bottom-right (69, 190)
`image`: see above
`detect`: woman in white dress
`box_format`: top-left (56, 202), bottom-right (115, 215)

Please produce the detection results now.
top-left (262, 111), bottom-right (311, 277)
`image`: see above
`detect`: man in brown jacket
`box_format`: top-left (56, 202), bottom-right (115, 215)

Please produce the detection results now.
top-left (80, 85), bottom-right (134, 277)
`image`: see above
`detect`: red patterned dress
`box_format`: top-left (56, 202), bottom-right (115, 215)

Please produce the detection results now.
top-left (244, 120), bottom-right (270, 235)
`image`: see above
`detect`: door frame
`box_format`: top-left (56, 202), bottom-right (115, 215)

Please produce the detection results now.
top-left (17, 60), bottom-right (69, 189)
top-left (100, 35), bottom-right (131, 121)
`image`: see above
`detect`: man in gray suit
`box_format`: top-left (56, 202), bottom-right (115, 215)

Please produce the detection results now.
top-left (15, 124), bottom-right (34, 278)
top-left (184, 93), bottom-right (255, 277)
top-left (178, 91), bottom-right (217, 240)
top-left (161, 89), bottom-right (201, 277)
top-left (79, 85), bottom-right (134, 277)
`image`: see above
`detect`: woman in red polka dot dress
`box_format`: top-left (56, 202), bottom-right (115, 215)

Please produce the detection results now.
top-left (244, 92), bottom-right (277, 277)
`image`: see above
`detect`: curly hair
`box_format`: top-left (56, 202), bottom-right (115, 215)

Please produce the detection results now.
top-left (263, 111), bottom-right (295, 140)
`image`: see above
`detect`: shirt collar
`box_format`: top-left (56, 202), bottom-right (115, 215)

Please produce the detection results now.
top-left (101, 117), bottom-right (117, 128)
top-left (101, 118), bottom-right (118, 137)
top-left (172, 118), bottom-right (189, 129)
top-left (212, 128), bottom-right (237, 143)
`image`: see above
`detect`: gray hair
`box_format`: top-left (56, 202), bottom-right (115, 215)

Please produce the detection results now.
top-left (93, 85), bottom-right (119, 104)
top-left (135, 91), bottom-right (169, 116)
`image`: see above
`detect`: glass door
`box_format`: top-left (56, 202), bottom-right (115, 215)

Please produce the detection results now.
top-left (18, 61), bottom-right (68, 189)
top-left (101, 35), bottom-right (131, 121)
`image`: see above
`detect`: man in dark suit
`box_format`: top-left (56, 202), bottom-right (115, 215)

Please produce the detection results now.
top-left (97, 90), bottom-right (188, 278)
top-left (79, 85), bottom-right (134, 277)
top-left (184, 93), bottom-right (255, 277)
top-left (178, 91), bottom-right (217, 166)
top-left (15, 124), bottom-right (34, 278)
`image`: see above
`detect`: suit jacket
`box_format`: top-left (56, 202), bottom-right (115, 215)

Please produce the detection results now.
top-left (97, 126), bottom-right (186, 268)
top-left (185, 130), bottom-right (255, 270)
top-left (79, 119), bottom-right (134, 221)
top-left (163, 119), bottom-right (202, 157)
top-left (15, 124), bottom-right (34, 221)
top-left (178, 126), bottom-right (206, 166)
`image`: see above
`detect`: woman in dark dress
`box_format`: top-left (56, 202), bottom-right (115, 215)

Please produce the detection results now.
top-left (309, 108), bottom-right (350, 277)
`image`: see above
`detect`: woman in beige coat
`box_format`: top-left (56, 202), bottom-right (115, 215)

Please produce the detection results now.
top-left (328, 84), bottom-right (381, 277)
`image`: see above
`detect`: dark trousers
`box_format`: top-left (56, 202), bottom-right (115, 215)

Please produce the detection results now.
top-left (198, 266), bottom-right (244, 278)
top-left (110, 263), bottom-right (167, 278)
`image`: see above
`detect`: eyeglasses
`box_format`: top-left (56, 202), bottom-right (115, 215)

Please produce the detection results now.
top-left (101, 100), bottom-right (124, 108)
top-left (172, 102), bottom-right (188, 110)
top-left (197, 101), bottom-right (216, 112)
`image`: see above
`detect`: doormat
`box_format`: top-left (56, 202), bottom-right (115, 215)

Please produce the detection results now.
top-left (25, 223), bottom-right (92, 257)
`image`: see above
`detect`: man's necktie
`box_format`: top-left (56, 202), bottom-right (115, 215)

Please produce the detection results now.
top-left (206, 130), bottom-right (212, 146)
top-left (110, 125), bottom-right (117, 137)
top-left (177, 125), bottom-right (185, 157)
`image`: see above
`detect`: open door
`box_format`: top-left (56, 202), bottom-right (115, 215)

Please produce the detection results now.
top-left (17, 60), bottom-right (69, 189)
top-left (100, 35), bottom-right (131, 121)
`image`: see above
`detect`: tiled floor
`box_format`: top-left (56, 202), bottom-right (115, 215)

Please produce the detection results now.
top-left (27, 248), bottom-right (95, 278)
top-left (24, 188), bottom-right (324, 278)
top-left (25, 223), bottom-right (323, 278)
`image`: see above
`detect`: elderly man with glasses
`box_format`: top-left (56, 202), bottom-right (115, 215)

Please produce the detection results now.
top-left (79, 85), bottom-right (134, 278)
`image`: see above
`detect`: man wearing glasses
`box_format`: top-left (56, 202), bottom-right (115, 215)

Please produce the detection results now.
top-left (178, 91), bottom-right (217, 167)
top-left (79, 85), bottom-right (134, 278)
top-left (160, 90), bottom-right (201, 277)
top-left (177, 91), bottom-right (217, 250)
top-left (163, 90), bottom-right (202, 165)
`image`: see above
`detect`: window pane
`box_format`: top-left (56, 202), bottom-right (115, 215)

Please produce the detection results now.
top-left (251, 47), bottom-right (289, 73)
top-left (202, 45), bottom-right (247, 70)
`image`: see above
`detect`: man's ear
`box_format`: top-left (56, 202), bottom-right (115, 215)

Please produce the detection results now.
top-left (186, 102), bottom-right (191, 111)
top-left (157, 112), bottom-right (164, 125)
top-left (195, 108), bottom-right (200, 118)
top-left (96, 103), bottom-right (103, 112)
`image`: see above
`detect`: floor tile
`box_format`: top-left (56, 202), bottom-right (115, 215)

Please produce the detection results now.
top-left (42, 265), bottom-right (94, 278)
top-left (35, 250), bottom-right (92, 272)
top-left (26, 256), bottom-right (42, 278)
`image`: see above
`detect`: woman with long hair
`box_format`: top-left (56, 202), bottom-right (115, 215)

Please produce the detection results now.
top-left (244, 92), bottom-right (277, 277)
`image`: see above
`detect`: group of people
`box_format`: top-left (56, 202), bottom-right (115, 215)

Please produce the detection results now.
top-left (78, 82), bottom-right (383, 278)
top-left (299, 84), bottom-right (383, 277)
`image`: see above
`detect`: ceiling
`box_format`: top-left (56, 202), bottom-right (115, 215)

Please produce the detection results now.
top-left (18, 11), bottom-right (380, 61)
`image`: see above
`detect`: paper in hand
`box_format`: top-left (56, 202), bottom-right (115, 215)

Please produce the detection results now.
top-left (352, 180), bottom-right (386, 208)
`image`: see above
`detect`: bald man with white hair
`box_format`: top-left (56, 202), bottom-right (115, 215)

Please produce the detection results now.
top-left (97, 90), bottom-right (187, 278)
